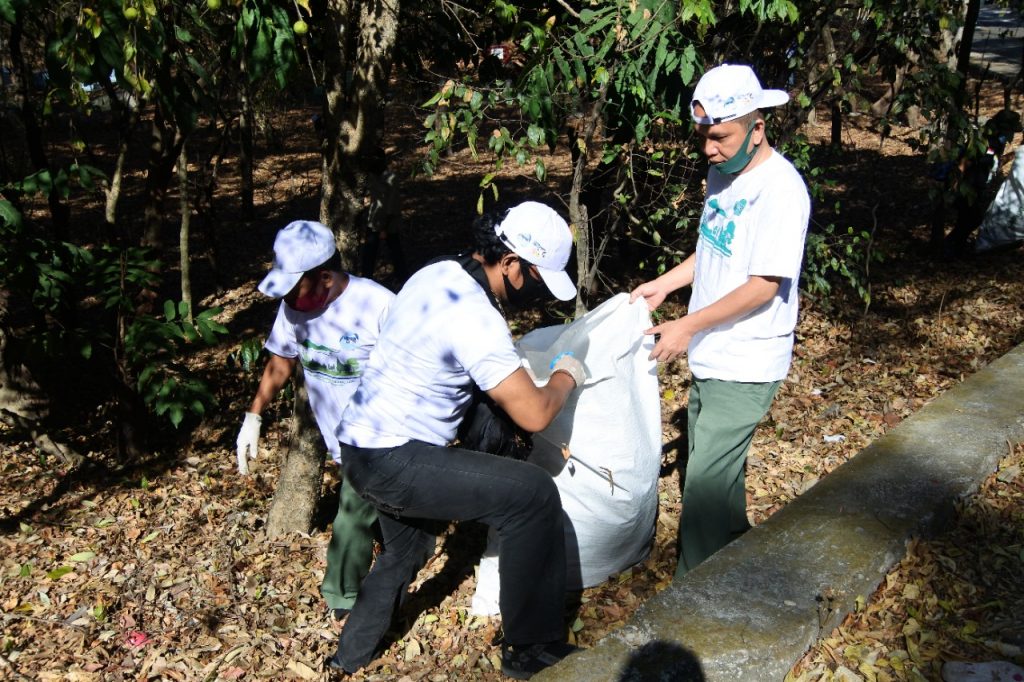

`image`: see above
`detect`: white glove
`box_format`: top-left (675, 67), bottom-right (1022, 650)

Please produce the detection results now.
top-left (235, 412), bottom-right (262, 475)
top-left (550, 352), bottom-right (586, 389)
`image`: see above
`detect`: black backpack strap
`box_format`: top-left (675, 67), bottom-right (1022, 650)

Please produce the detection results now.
top-left (426, 252), bottom-right (501, 311)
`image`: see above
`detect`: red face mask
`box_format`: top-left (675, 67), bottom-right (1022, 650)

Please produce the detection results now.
top-left (288, 280), bottom-right (329, 312)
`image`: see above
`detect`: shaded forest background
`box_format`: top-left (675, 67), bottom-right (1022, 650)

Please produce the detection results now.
top-left (1, 0), bottom-right (1024, 679)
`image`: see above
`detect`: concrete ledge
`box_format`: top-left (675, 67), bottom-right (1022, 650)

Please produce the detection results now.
top-left (537, 343), bottom-right (1024, 681)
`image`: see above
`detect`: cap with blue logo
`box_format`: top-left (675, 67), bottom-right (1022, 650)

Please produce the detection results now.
top-left (495, 201), bottom-right (576, 301)
top-left (690, 64), bottom-right (789, 125)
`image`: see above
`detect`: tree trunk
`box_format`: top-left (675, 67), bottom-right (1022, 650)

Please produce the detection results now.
top-left (142, 106), bottom-right (185, 249)
top-left (319, 0), bottom-right (400, 264)
top-left (831, 102), bottom-right (843, 146)
top-left (0, 294), bottom-right (47, 426)
top-left (114, 252), bottom-right (146, 460)
top-left (567, 74), bottom-right (611, 316)
top-left (9, 14), bottom-right (69, 238)
top-left (265, 369), bottom-right (325, 537)
top-left (178, 144), bottom-right (192, 323)
top-left (239, 50), bottom-right (255, 220)
top-left (955, 0), bottom-right (982, 81)
top-left (266, 0), bottom-right (401, 537)
top-left (102, 79), bottom-right (138, 231)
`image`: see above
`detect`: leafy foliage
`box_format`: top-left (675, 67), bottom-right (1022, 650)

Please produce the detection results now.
top-left (417, 0), bottom-right (979, 304)
top-left (0, 180), bottom-right (227, 430)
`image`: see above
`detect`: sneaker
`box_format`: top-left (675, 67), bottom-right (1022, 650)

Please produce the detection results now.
top-left (501, 641), bottom-right (580, 680)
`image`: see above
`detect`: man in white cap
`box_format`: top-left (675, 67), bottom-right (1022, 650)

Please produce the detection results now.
top-left (235, 219), bottom-right (395, 619)
top-left (327, 201), bottom-right (585, 679)
top-left (631, 63), bottom-right (811, 578)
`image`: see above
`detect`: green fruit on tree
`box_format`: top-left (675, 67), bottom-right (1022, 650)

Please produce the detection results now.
top-left (293, 19), bottom-right (309, 35)
top-left (206, 0), bottom-right (221, 10)
top-left (123, 6), bottom-right (139, 20)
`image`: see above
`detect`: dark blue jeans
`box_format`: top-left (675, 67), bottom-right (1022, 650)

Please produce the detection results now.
top-left (335, 440), bottom-right (567, 672)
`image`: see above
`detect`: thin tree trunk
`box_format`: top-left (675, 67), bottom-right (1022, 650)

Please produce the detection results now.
top-left (103, 81), bottom-right (138, 230)
top-left (955, 0), bottom-right (982, 81)
top-left (115, 252), bottom-right (145, 459)
top-left (178, 144), bottom-right (192, 323)
top-left (266, 369), bottom-right (324, 537)
top-left (9, 15), bottom-right (69, 238)
top-left (568, 71), bottom-right (612, 316)
top-left (239, 50), bottom-right (255, 220)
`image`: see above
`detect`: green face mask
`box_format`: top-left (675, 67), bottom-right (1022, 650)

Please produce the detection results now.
top-left (712, 121), bottom-right (759, 176)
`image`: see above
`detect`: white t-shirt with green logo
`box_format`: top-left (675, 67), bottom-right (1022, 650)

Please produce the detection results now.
top-left (688, 151), bottom-right (810, 382)
top-left (265, 275), bottom-right (394, 461)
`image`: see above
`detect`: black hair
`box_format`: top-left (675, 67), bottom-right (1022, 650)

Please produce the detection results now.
top-left (470, 206), bottom-right (514, 265)
top-left (305, 250), bottom-right (343, 278)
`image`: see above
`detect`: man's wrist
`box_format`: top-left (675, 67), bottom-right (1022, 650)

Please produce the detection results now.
top-left (550, 368), bottom-right (579, 387)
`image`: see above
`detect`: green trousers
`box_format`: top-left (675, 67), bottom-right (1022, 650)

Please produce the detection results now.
top-left (675, 377), bottom-right (781, 580)
top-left (320, 477), bottom-right (379, 611)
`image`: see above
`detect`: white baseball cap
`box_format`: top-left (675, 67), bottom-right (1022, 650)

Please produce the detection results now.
top-left (495, 201), bottom-right (576, 301)
top-left (690, 63), bottom-right (790, 125)
top-left (257, 220), bottom-right (337, 298)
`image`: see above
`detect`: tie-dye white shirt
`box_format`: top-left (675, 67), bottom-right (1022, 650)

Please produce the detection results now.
top-left (338, 260), bottom-right (521, 449)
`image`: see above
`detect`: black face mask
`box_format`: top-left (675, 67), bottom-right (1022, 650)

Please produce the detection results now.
top-left (503, 257), bottom-right (549, 309)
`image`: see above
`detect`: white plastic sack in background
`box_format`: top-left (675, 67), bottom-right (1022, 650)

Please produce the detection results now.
top-left (976, 145), bottom-right (1024, 252)
top-left (471, 293), bottom-right (661, 615)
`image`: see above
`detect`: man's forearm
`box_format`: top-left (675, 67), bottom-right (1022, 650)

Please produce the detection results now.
top-left (686, 275), bottom-right (781, 333)
top-left (658, 253), bottom-right (696, 293)
top-left (248, 355), bottom-right (296, 414)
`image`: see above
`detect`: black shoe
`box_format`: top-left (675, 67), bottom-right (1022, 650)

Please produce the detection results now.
top-left (330, 607), bottom-right (350, 621)
top-left (324, 652), bottom-right (351, 676)
top-left (500, 641), bottom-right (580, 680)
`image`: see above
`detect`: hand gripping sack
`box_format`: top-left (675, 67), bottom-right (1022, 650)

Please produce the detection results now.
top-left (471, 294), bottom-right (661, 614)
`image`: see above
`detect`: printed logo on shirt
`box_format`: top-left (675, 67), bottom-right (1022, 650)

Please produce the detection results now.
top-left (339, 332), bottom-right (359, 349)
top-left (699, 197), bottom-right (745, 257)
top-left (298, 338), bottom-right (360, 383)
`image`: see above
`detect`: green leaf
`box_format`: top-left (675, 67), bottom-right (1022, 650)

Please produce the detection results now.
top-left (47, 566), bottom-right (74, 580)
top-left (69, 551), bottom-right (95, 563)
top-left (0, 0), bottom-right (21, 24)
top-left (0, 199), bottom-right (22, 229)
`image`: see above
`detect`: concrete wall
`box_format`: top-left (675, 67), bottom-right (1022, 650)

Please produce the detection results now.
top-left (537, 344), bottom-right (1024, 681)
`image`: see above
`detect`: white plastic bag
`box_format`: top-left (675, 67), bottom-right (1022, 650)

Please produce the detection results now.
top-left (976, 146), bottom-right (1024, 252)
top-left (471, 294), bottom-right (661, 614)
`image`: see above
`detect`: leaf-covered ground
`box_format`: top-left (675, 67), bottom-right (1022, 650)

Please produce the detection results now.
top-left (2, 81), bottom-right (1024, 680)
top-left (787, 443), bottom-right (1024, 682)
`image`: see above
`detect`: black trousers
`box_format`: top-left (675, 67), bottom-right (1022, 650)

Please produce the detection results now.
top-left (334, 439), bottom-right (567, 672)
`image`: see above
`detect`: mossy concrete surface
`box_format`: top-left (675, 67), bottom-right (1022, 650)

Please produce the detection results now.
top-left (536, 344), bottom-right (1024, 681)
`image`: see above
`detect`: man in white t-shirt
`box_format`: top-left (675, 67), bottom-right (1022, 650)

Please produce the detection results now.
top-left (234, 220), bottom-right (394, 618)
top-left (327, 202), bottom-right (586, 680)
top-left (631, 64), bottom-right (811, 578)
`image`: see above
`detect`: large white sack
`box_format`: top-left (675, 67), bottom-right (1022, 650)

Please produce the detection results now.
top-left (471, 293), bottom-right (661, 614)
top-left (976, 146), bottom-right (1024, 252)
